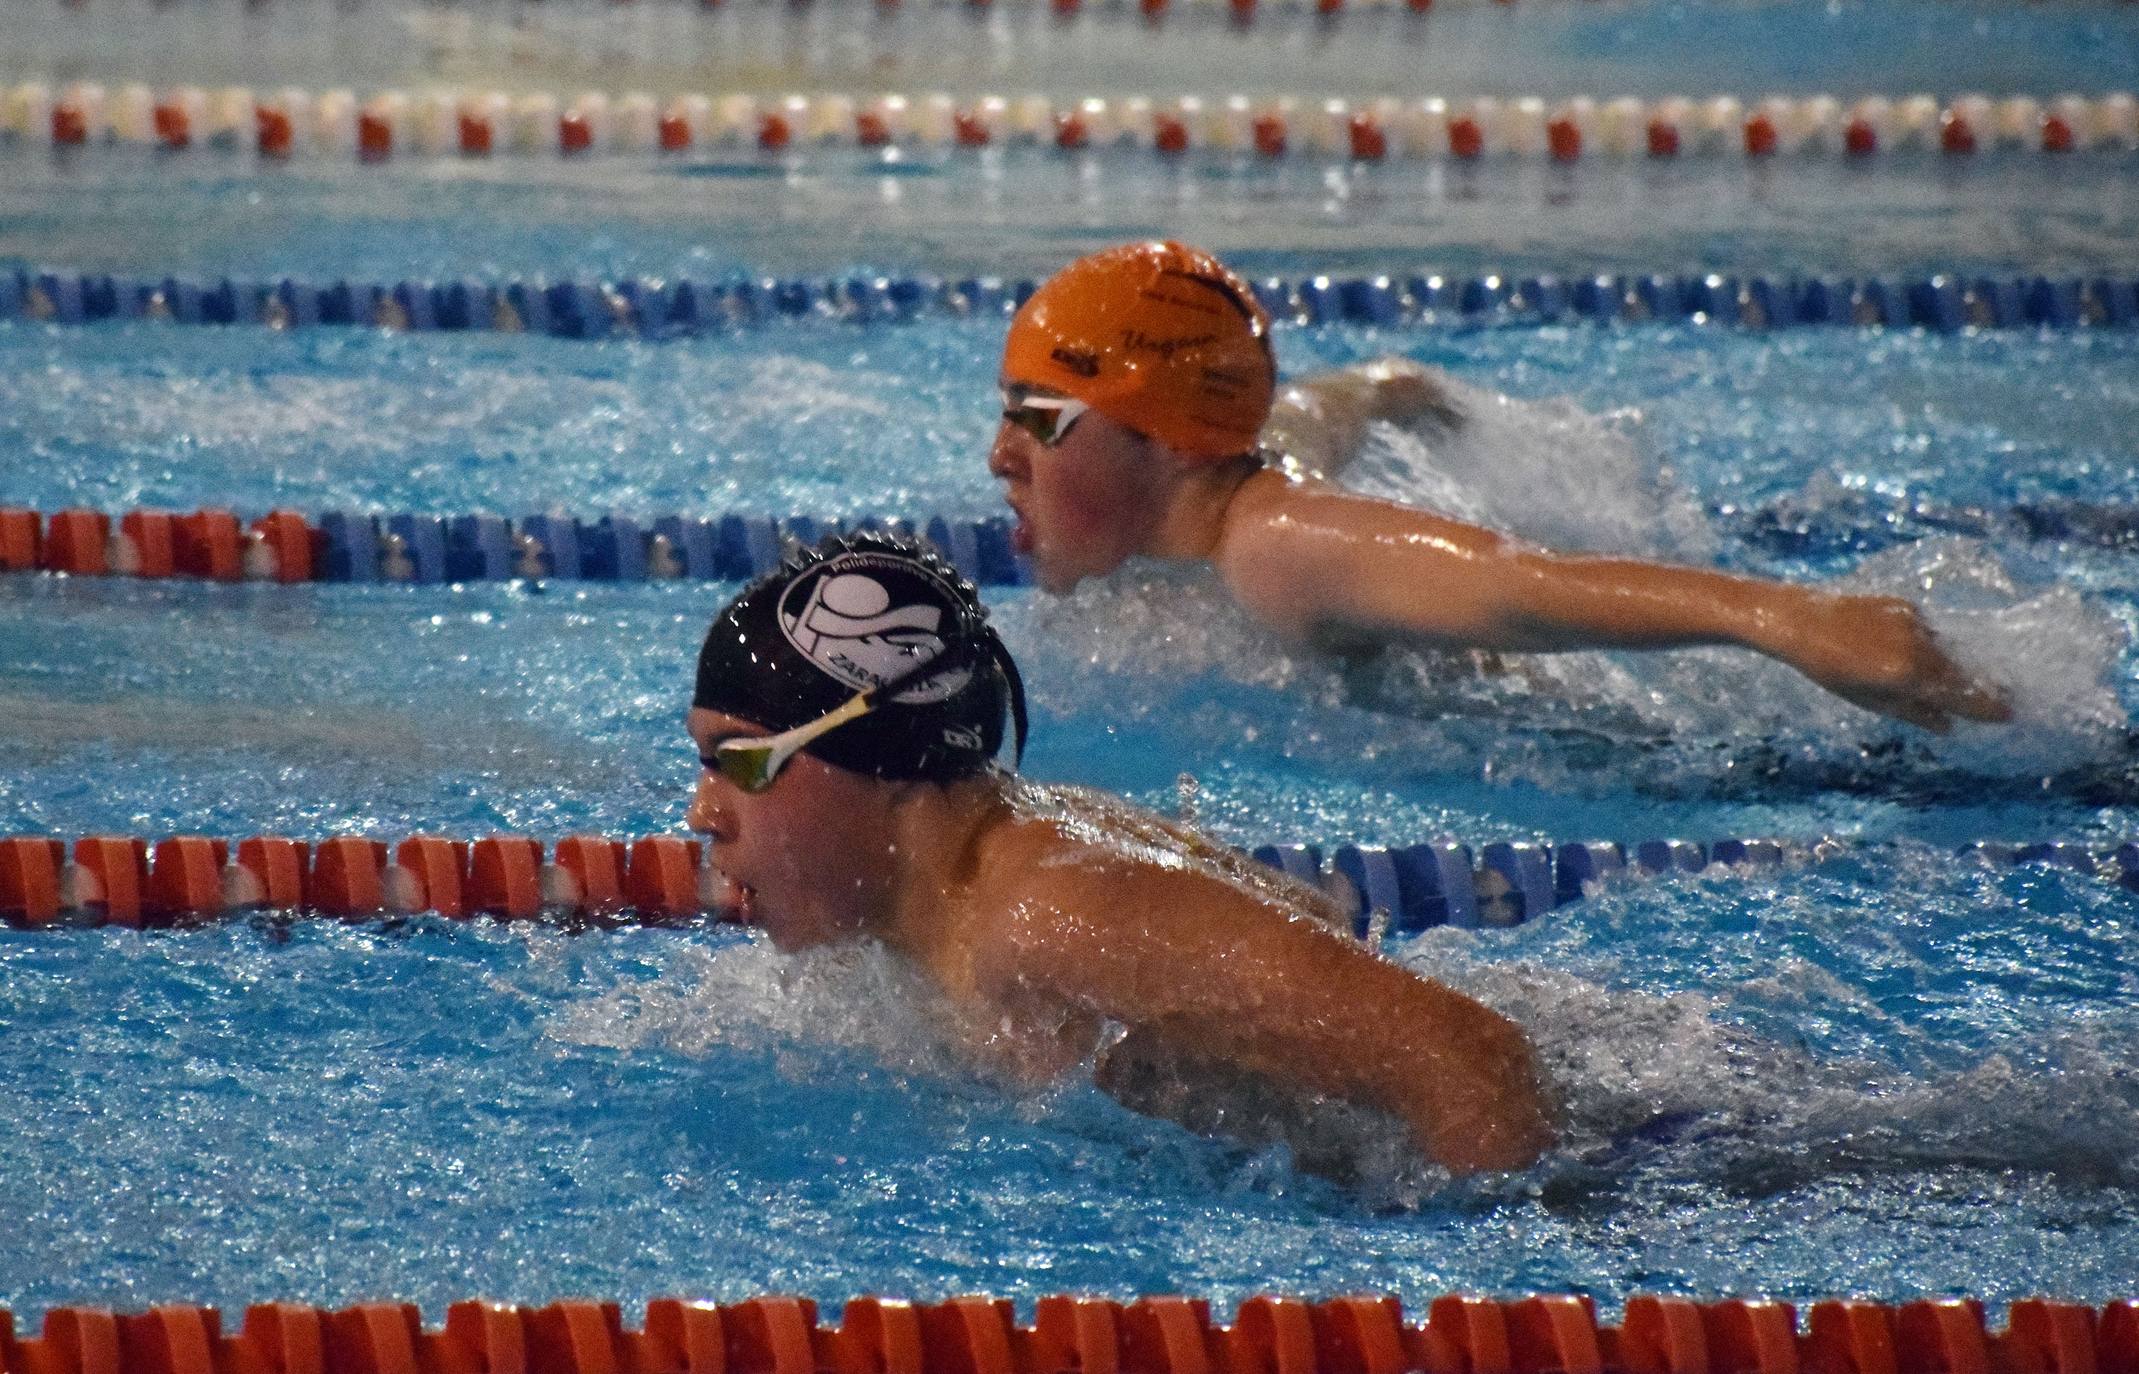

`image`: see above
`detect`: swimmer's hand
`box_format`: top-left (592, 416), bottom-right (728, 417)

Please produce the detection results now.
top-left (1773, 593), bottom-right (2014, 732)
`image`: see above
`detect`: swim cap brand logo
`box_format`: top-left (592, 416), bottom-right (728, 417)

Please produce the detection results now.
top-left (1049, 346), bottom-right (1100, 377)
top-left (1199, 364), bottom-right (1255, 399)
top-left (1120, 329), bottom-right (1220, 360)
top-left (1142, 277), bottom-right (1235, 318)
top-left (777, 554), bottom-right (973, 704)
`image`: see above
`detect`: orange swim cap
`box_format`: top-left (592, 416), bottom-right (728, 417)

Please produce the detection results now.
top-left (1002, 241), bottom-right (1276, 461)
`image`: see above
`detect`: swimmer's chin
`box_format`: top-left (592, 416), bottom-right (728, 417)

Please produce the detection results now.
top-left (720, 880), bottom-right (825, 952)
top-left (1029, 548), bottom-right (1141, 596)
top-left (1016, 526), bottom-right (1117, 594)
top-left (754, 914), bottom-right (839, 954)
top-left (1027, 554), bottom-right (1088, 596)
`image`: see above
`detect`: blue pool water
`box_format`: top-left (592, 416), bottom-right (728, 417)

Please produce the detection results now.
top-left (5, 155), bottom-right (2139, 282)
top-left (4, 0), bottom-right (2138, 1327)
top-left (0, 862), bottom-right (2134, 1318)
top-left (10, 0), bottom-right (2139, 101)
top-left (3, 299), bottom-right (2136, 1314)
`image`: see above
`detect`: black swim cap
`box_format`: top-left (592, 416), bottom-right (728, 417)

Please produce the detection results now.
top-left (693, 532), bottom-right (1028, 783)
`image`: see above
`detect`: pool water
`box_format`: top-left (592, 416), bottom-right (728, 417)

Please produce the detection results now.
top-left (0, 858), bottom-right (2134, 1318)
top-left (3, 0), bottom-right (2137, 1327)
top-left (11, 0), bottom-right (2139, 103)
top-left (5, 154), bottom-right (2139, 283)
top-left (3, 295), bottom-right (2135, 1313)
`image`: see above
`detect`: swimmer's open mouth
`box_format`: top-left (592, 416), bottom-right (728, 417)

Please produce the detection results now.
top-left (710, 867), bottom-right (756, 925)
top-left (1005, 503), bottom-right (1034, 554)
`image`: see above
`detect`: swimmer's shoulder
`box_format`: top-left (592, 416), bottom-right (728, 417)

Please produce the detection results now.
top-left (965, 780), bottom-right (1355, 940)
top-left (966, 780), bottom-right (1176, 890)
top-left (1210, 471), bottom-right (1382, 639)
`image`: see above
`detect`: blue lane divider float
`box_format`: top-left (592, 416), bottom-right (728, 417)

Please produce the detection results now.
top-left (342, 510), bottom-right (1024, 586)
top-left (5, 267), bottom-right (2137, 337)
top-left (1266, 838), bottom-right (1624, 934)
top-left (1251, 836), bottom-right (2139, 935)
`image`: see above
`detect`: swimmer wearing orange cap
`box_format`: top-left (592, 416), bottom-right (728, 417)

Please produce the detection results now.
top-left (992, 241), bottom-right (2011, 733)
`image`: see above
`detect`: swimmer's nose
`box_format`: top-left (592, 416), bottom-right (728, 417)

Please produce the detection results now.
top-left (686, 774), bottom-right (734, 840)
top-left (987, 422), bottom-right (1029, 480)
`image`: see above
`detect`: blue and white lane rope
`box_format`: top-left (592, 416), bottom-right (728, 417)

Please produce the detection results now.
top-left (1256, 837), bottom-right (2139, 934)
top-left (6, 267), bottom-right (2138, 334)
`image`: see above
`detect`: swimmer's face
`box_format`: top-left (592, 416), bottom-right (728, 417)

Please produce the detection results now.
top-left (989, 382), bottom-right (1166, 594)
top-left (686, 707), bottom-right (901, 951)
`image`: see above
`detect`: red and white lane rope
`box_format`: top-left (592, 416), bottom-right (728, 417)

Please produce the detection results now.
top-left (6, 80), bottom-right (2136, 161)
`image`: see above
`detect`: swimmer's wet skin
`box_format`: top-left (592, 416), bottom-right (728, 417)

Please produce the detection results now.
top-left (990, 240), bottom-right (2013, 735)
top-left (687, 534), bottom-right (1556, 1177)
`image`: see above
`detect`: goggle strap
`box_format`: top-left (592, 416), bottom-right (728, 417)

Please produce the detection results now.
top-left (990, 632), bottom-right (1030, 768)
top-left (865, 627), bottom-right (1028, 771)
top-left (720, 628), bottom-right (1025, 784)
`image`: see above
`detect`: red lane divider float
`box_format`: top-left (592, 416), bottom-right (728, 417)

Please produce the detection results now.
top-left (0, 507), bottom-right (272, 582)
top-left (0, 1296), bottom-right (2132, 1374)
top-left (0, 833), bottom-right (718, 928)
top-left (7, 81), bottom-right (2137, 163)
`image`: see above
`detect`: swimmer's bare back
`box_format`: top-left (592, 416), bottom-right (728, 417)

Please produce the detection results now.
top-left (902, 781), bottom-right (1558, 1177)
top-left (1261, 358), bottom-right (1467, 482)
top-left (1209, 469), bottom-right (2011, 734)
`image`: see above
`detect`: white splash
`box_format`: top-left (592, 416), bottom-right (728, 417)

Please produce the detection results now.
top-left (550, 935), bottom-right (970, 1077)
top-left (1837, 537), bottom-right (2130, 770)
top-left (1340, 374), bottom-right (1717, 562)
top-left (1395, 913), bottom-right (2139, 1189)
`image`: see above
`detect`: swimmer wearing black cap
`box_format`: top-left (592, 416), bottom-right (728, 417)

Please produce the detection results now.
top-left (688, 533), bottom-right (1555, 1177)
top-left (991, 241), bottom-right (2012, 734)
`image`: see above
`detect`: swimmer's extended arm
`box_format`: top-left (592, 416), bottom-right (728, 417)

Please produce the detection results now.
top-left (1216, 481), bottom-right (2012, 732)
top-left (989, 864), bottom-right (1556, 1174)
top-left (1260, 359), bottom-right (1465, 479)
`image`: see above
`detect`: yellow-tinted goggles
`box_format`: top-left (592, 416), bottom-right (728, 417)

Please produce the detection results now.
top-left (708, 693), bottom-right (874, 794)
top-left (704, 641), bottom-right (962, 793)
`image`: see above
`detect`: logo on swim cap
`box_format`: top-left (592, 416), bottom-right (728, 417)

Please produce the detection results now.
top-left (1050, 346), bottom-right (1100, 378)
top-left (776, 552), bottom-right (975, 704)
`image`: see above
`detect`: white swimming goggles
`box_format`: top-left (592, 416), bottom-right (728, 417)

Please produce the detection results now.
top-left (1000, 387), bottom-right (1090, 447)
